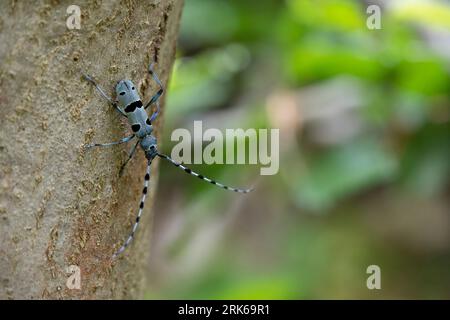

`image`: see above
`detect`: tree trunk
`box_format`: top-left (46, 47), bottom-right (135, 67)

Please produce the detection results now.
top-left (0, 0), bottom-right (183, 299)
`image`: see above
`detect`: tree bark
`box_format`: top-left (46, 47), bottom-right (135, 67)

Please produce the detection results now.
top-left (0, 0), bottom-right (183, 299)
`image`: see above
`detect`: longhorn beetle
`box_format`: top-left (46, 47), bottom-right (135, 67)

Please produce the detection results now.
top-left (82, 62), bottom-right (252, 258)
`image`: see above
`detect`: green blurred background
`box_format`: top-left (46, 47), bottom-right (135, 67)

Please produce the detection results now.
top-left (146, 0), bottom-right (450, 299)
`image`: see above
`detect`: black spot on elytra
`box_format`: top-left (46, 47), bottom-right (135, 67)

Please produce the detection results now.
top-left (124, 100), bottom-right (143, 113)
top-left (131, 124), bottom-right (141, 132)
top-left (146, 118), bottom-right (151, 125)
top-left (119, 92), bottom-right (125, 96)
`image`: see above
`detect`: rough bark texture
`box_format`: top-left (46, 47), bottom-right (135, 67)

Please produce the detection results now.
top-left (0, 0), bottom-right (183, 299)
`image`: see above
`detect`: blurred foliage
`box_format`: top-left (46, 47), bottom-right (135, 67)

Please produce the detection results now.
top-left (147, 0), bottom-right (450, 299)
